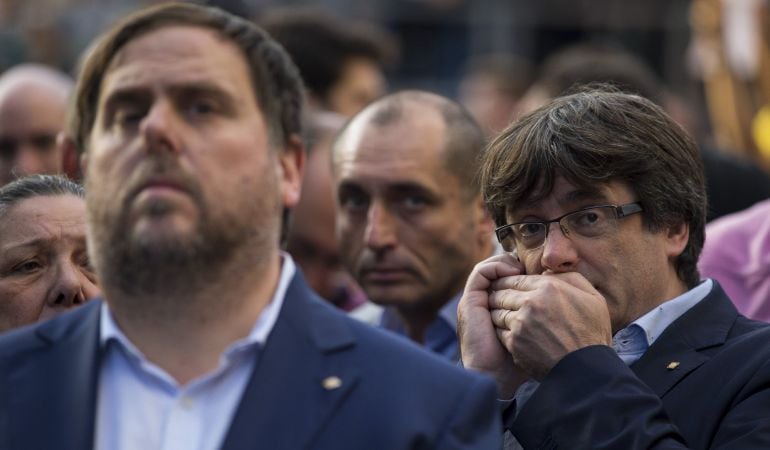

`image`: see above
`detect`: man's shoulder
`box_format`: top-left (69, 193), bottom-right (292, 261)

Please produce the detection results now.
top-left (314, 294), bottom-right (488, 385)
top-left (0, 300), bottom-right (101, 360)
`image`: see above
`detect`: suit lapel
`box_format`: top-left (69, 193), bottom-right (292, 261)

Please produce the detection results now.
top-left (631, 284), bottom-right (737, 397)
top-left (6, 301), bottom-right (102, 450)
top-left (221, 273), bottom-right (360, 450)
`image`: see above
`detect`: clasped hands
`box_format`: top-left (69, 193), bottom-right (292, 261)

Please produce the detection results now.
top-left (458, 253), bottom-right (612, 398)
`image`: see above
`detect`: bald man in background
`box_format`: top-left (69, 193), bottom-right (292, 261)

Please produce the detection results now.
top-left (0, 64), bottom-right (73, 186)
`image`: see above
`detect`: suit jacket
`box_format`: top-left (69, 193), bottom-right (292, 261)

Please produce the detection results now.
top-left (511, 282), bottom-right (770, 449)
top-left (0, 273), bottom-right (501, 450)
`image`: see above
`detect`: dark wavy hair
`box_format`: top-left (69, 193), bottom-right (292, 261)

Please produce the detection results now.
top-left (481, 88), bottom-right (706, 287)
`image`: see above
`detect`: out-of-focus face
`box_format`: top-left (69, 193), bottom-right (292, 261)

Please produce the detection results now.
top-left (0, 85), bottom-right (67, 186)
top-left (0, 194), bottom-right (99, 332)
top-left (326, 57), bottom-right (385, 118)
top-left (458, 73), bottom-right (519, 137)
top-left (288, 129), bottom-right (352, 303)
top-left (84, 25), bottom-right (301, 292)
top-left (334, 106), bottom-right (490, 312)
top-left (508, 177), bottom-right (688, 332)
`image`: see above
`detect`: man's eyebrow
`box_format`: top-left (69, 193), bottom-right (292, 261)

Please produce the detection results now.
top-left (387, 182), bottom-right (437, 198)
top-left (0, 233), bottom-right (87, 253)
top-left (561, 187), bottom-right (609, 204)
top-left (167, 82), bottom-right (235, 100)
top-left (101, 87), bottom-right (151, 110)
top-left (510, 187), bottom-right (610, 219)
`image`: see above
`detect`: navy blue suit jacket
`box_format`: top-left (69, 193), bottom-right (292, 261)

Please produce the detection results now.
top-left (511, 283), bottom-right (770, 449)
top-left (0, 273), bottom-right (501, 450)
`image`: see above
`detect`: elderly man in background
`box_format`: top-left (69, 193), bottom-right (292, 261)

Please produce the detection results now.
top-left (0, 64), bottom-right (73, 186)
top-left (0, 174), bottom-right (99, 333)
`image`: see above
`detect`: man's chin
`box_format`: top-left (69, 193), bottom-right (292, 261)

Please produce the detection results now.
top-left (365, 285), bottom-right (421, 307)
top-left (130, 215), bottom-right (198, 243)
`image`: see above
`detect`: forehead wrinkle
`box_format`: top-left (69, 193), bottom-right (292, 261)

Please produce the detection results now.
top-left (101, 27), bottom-right (251, 108)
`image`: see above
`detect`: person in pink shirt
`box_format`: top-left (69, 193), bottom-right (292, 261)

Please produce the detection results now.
top-left (699, 199), bottom-right (770, 321)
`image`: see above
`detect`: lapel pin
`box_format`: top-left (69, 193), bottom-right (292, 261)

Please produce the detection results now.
top-left (666, 361), bottom-right (680, 370)
top-left (322, 376), bottom-right (342, 390)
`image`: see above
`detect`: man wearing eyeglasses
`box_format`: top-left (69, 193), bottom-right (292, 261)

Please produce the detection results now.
top-left (0, 64), bottom-right (73, 187)
top-left (459, 88), bottom-right (770, 448)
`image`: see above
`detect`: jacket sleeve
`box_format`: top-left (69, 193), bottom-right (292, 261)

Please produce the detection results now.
top-left (511, 345), bottom-right (688, 450)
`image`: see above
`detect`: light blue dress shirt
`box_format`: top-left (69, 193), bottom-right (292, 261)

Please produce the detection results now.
top-left (94, 255), bottom-right (296, 450)
top-left (379, 293), bottom-right (461, 362)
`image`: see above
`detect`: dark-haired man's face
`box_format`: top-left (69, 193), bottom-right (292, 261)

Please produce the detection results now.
top-left (508, 177), bottom-right (688, 332)
top-left (84, 25), bottom-right (301, 295)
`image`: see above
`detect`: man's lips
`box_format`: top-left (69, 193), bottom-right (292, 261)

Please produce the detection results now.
top-left (360, 268), bottom-right (412, 283)
top-left (131, 178), bottom-right (190, 200)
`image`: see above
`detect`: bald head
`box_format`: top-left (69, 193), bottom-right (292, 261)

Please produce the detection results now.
top-left (334, 90), bottom-right (485, 197)
top-left (0, 64), bottom-right (73, 186)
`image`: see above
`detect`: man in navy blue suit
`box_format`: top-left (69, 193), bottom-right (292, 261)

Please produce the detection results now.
top-left (458, 88), bottom-right (770, 449)
top-left (0, 3), bottom-right (500, 449)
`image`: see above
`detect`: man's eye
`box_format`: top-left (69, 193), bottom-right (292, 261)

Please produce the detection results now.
top-left (517, 223), bottom-right (544, 237)
top-left (188, 99), bottom-right (217, 116)
top-left (113, 108), bottom-right (144, 128)
top-left (572, 211), bottom-right (603, 227)
top-left (339, 193), bottom-right (368, 212)
top-left (12, 260), bottom-right (42, 275)
top-left (401, 195), bottom-right (428, 210)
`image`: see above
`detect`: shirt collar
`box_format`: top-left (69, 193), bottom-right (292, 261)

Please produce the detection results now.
top-left (628, 278), bottom-right (713, 347)
top-left (100, 252), bottom-right (297, 359)
top-left (379, 292), bottom-right (461, 333)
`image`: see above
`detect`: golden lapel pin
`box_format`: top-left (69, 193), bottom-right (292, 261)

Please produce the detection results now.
top-left (666, 361), bottom-right (680, 370)
top-left (322, 376), bottom-right (342, 390)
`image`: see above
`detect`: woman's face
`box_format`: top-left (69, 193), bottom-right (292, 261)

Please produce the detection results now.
top-left (0, 194), bottom-right (99, 333)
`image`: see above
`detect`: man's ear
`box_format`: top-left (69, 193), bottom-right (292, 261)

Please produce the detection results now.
top-left (665, 221), bottom-right (690, 259)
top-left (58, 132), bottom-right (83, 181)
top-left (278, 134), bottom-right (305, 209)
top-left (474, 196), bottom-right (495, 253)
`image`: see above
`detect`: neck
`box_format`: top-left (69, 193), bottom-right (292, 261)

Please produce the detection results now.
top-left (105, 251), bottom-right (282, 385)
top-left (395, 299), bottom-right (449, 344)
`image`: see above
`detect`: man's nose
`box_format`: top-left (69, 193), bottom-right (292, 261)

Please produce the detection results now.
top-left (364, 201), bottom-right (398, 252)
top-left (141, 100), bottom-right (182, 154)
top-left (540, 222), bottom-right (579, 273)
top-left (47, 262), bottom-right (93, 310)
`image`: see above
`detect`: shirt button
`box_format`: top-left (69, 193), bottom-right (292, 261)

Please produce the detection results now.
top-left (180, 395), bottom-right (194, 410)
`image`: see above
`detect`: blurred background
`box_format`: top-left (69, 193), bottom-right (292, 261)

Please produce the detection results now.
top-left (1, 0), bottom-right (768, 175)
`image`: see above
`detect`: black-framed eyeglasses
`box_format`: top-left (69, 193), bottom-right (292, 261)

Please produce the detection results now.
top-left (495, 202), bottom-right (644, 253)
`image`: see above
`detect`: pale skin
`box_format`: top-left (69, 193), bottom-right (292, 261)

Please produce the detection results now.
top-left (83, 26), bottom-right (303, 385)
top-left (459, 177), bottom-right (689, 396)
top-left (0, 194), bottom-right (99, 332)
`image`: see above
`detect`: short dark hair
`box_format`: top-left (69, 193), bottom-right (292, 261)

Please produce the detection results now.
top-left (335, 90), bottom-right (486, 198)
top-left (261, 9), bottom-right (396, 105)
top-left (481, 88), bottom-right (706, 287)
top-left (72, 2), bottom-right (304, 152)
top-left (536, 44), bottom-right (664, 105)
top-left (0, 174), bottom-right (84, 218)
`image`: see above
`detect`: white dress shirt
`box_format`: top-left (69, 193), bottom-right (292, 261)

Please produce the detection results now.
top-left (94, 255), bottom-right (296, 450)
